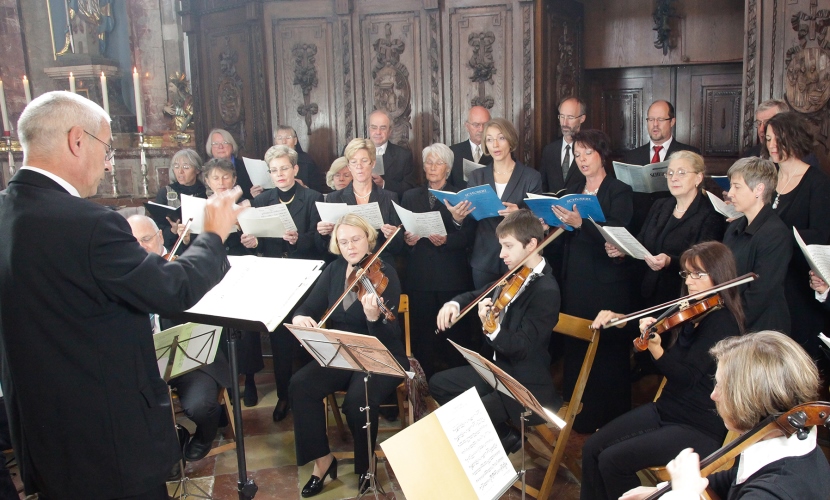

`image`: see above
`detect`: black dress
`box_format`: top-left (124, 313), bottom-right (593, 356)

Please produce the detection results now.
top-left (155, 181), bottom-right (208, 249)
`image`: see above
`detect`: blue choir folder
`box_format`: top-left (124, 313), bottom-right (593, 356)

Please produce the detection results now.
top-left (524, 193), bottom-right (606, 231)
top-left (429, 185), bottom-right (505, 221)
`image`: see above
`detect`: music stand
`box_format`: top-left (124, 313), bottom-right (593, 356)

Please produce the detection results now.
top-left (448, 340), bottom-right (566, 500)
top-left (155, 323), bottom-right (222, 499)
top-left (286, 325), bottom-right (410, 500)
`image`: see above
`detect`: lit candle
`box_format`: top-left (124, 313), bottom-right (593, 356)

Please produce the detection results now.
top-left (133, 67), bottom-right (143, 131)
top-left (69, 72), bottom-right (76, 93)
top-left (0, 80), bottom-right (10, 135)
top-left (22, 75), bottom-right (31, 104)
top-left (100, 72), bottom-right (109, 114)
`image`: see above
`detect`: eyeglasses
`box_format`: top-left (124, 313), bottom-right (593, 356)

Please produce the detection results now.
top-left (138, 232), bottom-right (160, 244)
top-left (274, 135), bottom-right (296, 141)
top-left (466, 121), bottom-right (486, 129)
top-left (172, 164), bottom-right (193, 171)
top-left (679, 271), bottom-right (709, 279)
top-left (646, 117), bottom-right (672, 124)
top-left (268, 167), bottom-right (293, 174)
top-left (753, 120), bottom-right (767, 128)
top-left (424, 160), bottom-right (447, 167)
top-left (211, 141), bottom-right (231, 147)
top-left (84, 131), bottom-right (116, 161)
top-left (664, 169), bottom-right (688, 178)
top-left (558, 114), bottom-right (585, 121)
top-left (348, 158), bottom-right (372, 167)
top-left (337, 235), bottom-right (366, 247)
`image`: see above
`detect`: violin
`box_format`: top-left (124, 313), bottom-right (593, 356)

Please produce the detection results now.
top-left (163, 218), bottom-right (193, 262)
top-left (483, 266), bottom-right (533, 333)
top-left (633, 294), bottom-right (723, 351)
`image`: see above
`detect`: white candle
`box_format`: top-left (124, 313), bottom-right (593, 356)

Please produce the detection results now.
top-left (69, 72), bottom-right (76, 93)
top-left (133, 67), bottom-right (143, 131)
top-left (100, 72), bottom-right (109, 114)
top-left (22, 75), bottom-right (31, 104)
top-left (0, 80), bottom-right (10, 134)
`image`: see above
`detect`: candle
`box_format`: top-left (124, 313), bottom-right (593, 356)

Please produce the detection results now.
top-left (22, 75), bottom-right (31, 104)
top-left (0, 80), bottom-right (10, 135)
top-left (100, 72), bottom-right (109, 114)
top-left (133, 67), bottom-right (143, 131)
top-left (69, 72), bottom-right (76, 93)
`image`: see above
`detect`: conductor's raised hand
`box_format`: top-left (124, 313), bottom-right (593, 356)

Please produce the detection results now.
top-left (436, 302), bottom-right (460, 332)
top-left (203, 186), bottom-right (242, 242)
top-left (446, 199), bottom-right (473, 223)
top-left (292, 315), bottom-right (319, 328)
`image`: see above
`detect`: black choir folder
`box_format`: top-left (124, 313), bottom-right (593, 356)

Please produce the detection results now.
top-left (143, 201), bottom-right (181, 227)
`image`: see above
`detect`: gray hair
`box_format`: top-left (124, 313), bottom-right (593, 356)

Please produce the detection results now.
top-left (169, 148), bottom-right (204, 182)
top-left (727, 157), bottom-right (778, 204)
top-left (273, 125), bottom-right (297, 143)
top-left (205, 128), bottom-right (239, 157)
top-left (368, 109), bottom-right (392, 125)
top-left (756, 99), bottom-right (789, 115)
top-left (326, 157), bottom-right (349, 189)
top-left (421, 143), bottom-right (454, 180)
top-left (263, 145), bottom-right (298, 167)
top-left (127, 214), bottom-right (159, 232)
top-left (18, 91), bottom-right (109, 158)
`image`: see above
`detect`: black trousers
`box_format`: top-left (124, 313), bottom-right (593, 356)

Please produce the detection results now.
top-left (580, 403), bottom-right (722, 500)
top-left (169, 369), bottom-right (221, 443)
top-left (269, 324), bottom-right (301, 400)
top-left (39, 483), bottom-right (168, 500)
top-left (408, 289), bottom-right (476, 379)
top-left (289, 361), bottom-right (404, 474)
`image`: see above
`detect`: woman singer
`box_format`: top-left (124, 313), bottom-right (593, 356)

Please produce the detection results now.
top-left (205, 128), bottom-right (255, 200)
top-left (325, 156), bottom-right (352, 195)
top-left (155, 148), bottom-right (207, 250)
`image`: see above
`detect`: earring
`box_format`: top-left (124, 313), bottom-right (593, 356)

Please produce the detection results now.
top-left (755, 195), bottom-right (759, 198)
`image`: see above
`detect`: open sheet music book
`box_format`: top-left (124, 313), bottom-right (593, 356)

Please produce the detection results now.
top-left (315, 201), bottom-right (385, 229)
top-left (612, 160), bottom-right (670, 193)
top-left (381, 387), bottom-right (518, 500)
top-left (143, 201), bottom-right (181, 228)
top-left (237, 204), bottom-right (297, 238)
top-left (589, 219), bottom-right (652, 260)
top-left (153, 322), bottom-right (222, 380)
top-left (524, 192), bottom-right (606, 230)
top-left (795, 227), bottom-right (830, 283)
top-left (392, 202), bottom-right (447, 238)
top-left (242, 157), bottom-right (276, 189)
top-left (429, 185), bottom-right (504, 221)
top-left (179, 256), bottom-right (324, 332)
top-left (706, 191), bottom-right (744, 220)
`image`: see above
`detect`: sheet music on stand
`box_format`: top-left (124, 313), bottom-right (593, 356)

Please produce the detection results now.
top-left (154, 322), bottom-right (222, 381)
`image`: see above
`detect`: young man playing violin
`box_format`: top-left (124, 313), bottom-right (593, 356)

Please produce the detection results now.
top-left (431, 209), bottom-right (561, 453)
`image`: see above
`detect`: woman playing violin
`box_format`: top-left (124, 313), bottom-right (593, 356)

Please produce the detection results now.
top-left (581, 241), bottom-right (744, 500)
top-left (289, 214), bottom-right (409, 497)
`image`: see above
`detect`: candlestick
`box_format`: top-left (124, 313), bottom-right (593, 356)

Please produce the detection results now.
top-left (22, 75), bottom-right (31, 104)
top-left (100, 72), bottom-right (109, 114)
top-left (138, 131), bottom-right (149, 196)
top-left (69, 72), bottom-right (76, 93)
top-left (133, 67), bottom-right (143, 130)
top-left (0, 80), bottom-right (10, 134)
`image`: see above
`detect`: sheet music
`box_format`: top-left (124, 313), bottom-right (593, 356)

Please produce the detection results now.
top-left (590, 219), bottom-right (653, 260)
top-left (463, 158), bottom-right (485, 181)
top-left (706, 191), bottom-right (744, 220)
top-left (181, 194), bottom-right (207, 233)
top-left (434, 388), bottom-right (517, 500)
top-left (612, 160), bottom-right (670, 193)
top-left (237, 204), bottom-right (298, 237)
top-left (392, 202), bottom-right (447, 238)
top-left (315, 201), bottom-right (385, 229)
top-left (373, 155), bottom-right (385, 176)
top-left (153, 323), bottom-right (222, 379)
top-left (243, 157), bottom-right (276, 189)
top-left (795, 227), bottom-right (830, 283)
top-left (185, 256), bottom-right (323, 331)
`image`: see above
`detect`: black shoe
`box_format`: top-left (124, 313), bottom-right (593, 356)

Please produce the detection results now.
top-left (168, 461), bottom-right (182, 481)
top-left (183, 435), bottom-right (213, 462)
top-left (500, 428), bottom-right (523, 455)
top-left (378, 405), bottom-right (399, 422)
top-left (272, 398), bottom-right (290, 422)
top-left (301, 457), bottom-right (337, 497)
top-left (243, 380), bottom-right (258, 407)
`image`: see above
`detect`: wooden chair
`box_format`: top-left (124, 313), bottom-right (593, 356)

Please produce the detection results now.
top-left (517, 313), bottom-right (598, 500)
top-left (172, 386), bottom-right (237, 458)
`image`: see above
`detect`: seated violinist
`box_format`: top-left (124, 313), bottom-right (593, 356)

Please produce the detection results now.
top-left (431, 209), bottom-right (561, 454)
top-left (582, 241), bottom-right (744, 500)
top-left (289, 214), bottom-right (409, 497)
top-left (621, 331), bottom-right (830, 500)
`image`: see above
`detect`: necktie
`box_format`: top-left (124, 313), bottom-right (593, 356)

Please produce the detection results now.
top-left (474, 145), bottom-right (482, 163)
top-left (651, 145), bottom-right (663, 164)
top-left (562, 144), bottom-right (571, 179)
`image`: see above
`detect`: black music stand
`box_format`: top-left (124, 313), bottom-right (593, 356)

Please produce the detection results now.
top-left (287, 325), bottom-right (410, 500)
top-left (449, 340), bottom-right (565, 500)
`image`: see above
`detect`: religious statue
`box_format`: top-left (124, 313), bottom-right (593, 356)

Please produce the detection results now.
top-left (163, 72), bottom-right (195, 133)
top-left (54, 0), bottom-right (115, 57)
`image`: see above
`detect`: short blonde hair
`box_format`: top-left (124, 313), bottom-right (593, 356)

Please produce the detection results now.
top-left (710, 331), bottom-right (820, 432)
top-left (344, 138), bottom-right (376, 164)
top-left (205, 128), bottom-right (239, 157)
top-left (482, 118), bottom-right (519, 155)
top-left (326, 157), bottom-right (349, 189)
top-left (263, 145), bottom-right (298, 167)
top-left (328, 214), bottom-right (378, 255)
top-left (667, 150), bottom-right (705, 175)
top-left (727, 157), bottom-right (778, 204)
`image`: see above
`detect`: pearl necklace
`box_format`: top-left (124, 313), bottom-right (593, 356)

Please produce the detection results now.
top-left (674, 204), bottom-right (688, 213)
top-left (584, 187), bottom-right (599, 196)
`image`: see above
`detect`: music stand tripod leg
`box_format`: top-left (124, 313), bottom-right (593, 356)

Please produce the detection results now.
top-left (519, 408), bottom-right (531, 500)
top-left (356, 372), bottom-right (386, 500)
top-left (167, 389), bottom-right (211, 499)
top-left (227, 328), bottom-right (259, 500)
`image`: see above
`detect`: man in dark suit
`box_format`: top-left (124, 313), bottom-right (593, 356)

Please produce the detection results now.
top-left (623, 100), bottom-right (700, 235)
top-left (448, 105), bottom-right (492, 188)
top-left (0, 91), bottom-right (240, 499)
top-left (540, 96), bottom-right (587, 194)
top-left (368, 109), bottom-right (419, 198)
top-left (273, 125), bottom-right (327, 193)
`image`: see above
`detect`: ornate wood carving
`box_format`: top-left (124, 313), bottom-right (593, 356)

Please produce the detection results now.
top-left (427, 10), bottom-right (441, 143)
top-left (468, 31), bottom-right (497, 109)
top-left (703, 86), bottom-right (742, 156)
top-left (557, 21), bottom-right (578, 103)
top-left (601, 89), bottom-right (642, 154)
top-left (521, 3), bottom-right (533, 164)
top-left (370, 22), bottom-right (412, 146)
top-left (217, 36), bottom-right (246, 144)
top-left (292, 43), bottom-right (320, 135)
top-left (341, 18), bottom-right (355, 141)
top-left (742, 0), bottom-right (759, 151)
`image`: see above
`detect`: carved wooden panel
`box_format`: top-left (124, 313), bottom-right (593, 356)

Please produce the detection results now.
top-left (601, 90), bottom-right (644, 154)
top-left (701, 87), bottom-right (742, 156)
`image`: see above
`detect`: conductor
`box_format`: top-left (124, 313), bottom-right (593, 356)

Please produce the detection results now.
top-left (0, 91), bottom-right (240, 499)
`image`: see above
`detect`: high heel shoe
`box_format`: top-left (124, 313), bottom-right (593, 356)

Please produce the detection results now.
top-left (301, 456), bottom-right (337, 497)
top-left (272, 398), bottom-right (290, 422)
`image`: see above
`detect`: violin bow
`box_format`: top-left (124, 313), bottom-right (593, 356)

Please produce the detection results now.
top-left (441, 227), bottom-right (565, 331)
top-left (166, 218), bottom-right (193, 262)
top-left (317, 224), bottom-right (402, 326)
top-left (602, 272), bottom-right (757, 329)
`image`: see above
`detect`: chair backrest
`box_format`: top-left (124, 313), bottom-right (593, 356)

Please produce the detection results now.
top-left (399, 294), bottom-right (411, 356)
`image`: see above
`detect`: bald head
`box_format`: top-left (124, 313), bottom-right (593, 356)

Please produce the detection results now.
top-left (466, 106), bottom-right (492, 145)
top-left (127, 215), bottom-right (164, 256)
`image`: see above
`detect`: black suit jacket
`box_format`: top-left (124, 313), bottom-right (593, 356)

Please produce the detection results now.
top-left (252, 184), bottom-right (324, 260)
top-left (400, 183), bottom-right (474, 292)
top-left (296, 150), bottom-right (327, 193)
top-left (467, 162), bottom-right (543, 275)
top-left (540, 138), bottom-right (585, 194)
top-left (380, 142), bottom-right (419, 198)
top-left (0, 169), bottom-right (228, 498)
top-left (449, 140), bottom-right (492, 189)
top-left (323, 182), bottom-right (404, 260)
top-left (452, 261), bottom-right (562, 411)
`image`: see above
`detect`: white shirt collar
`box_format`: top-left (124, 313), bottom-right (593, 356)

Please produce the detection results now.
top-left (736, 425), bottom-right (817, 484)
top-left (561, 138), bottom-right (574, 152)
top-left (375, 142), bottom-right (388, 156)
top-left (468, 139), bottom-right (482, 154)
top-left (20, 166), bottom-right (81, 197)
top-left (649, 136), bottom-right (674, 161)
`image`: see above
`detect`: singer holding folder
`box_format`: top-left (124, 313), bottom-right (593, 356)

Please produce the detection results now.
top-left (289, 214), bottom-right (409, 497)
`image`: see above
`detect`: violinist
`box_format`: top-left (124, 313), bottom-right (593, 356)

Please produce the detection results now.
top-left (431, 209), bottom-right (561, 454)
top-left (581, 241), bottom-right (744, 500)
top-left (289, 214), bottom-right (409, 497)
top-left (621, 331), bottom-right (830, 500)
